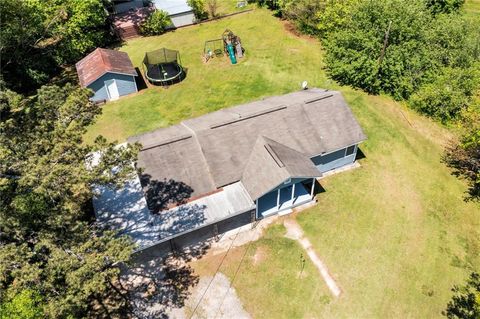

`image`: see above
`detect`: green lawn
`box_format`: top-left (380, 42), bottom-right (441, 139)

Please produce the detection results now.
top-left (192, 90), bottom-right (479, 318)
top-left (465, 0), bottom-right (480, 15)
top-left (87, 5), bottom-right (480, 317)
top-left (84, 8), bottom-right (327, 142)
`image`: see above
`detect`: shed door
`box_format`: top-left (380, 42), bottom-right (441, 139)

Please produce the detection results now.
top-left (105, 79), bottom-right (119, 101)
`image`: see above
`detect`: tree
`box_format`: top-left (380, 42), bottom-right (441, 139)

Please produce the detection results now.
top-left (0, 84), bottom-right (140, 317)
top-left (206, 0), bottom-right (219, 18)
top-left (444, 101), bottom-right (480, 200)
top-left (323, 0), bottom-right (432, 99)
top-left (409, 67), bottom-right (480, 122)
top-left (322, 0), bottom-right (480, 103)
top-left (444, 272), bottom-right (480, 319)
top-left (280, 0), bottom-right (324, 35)
top-left (0, 290), bottom-right (44, 319)
top-left (140, 10), bottom-right (172, 35)
top-left (0, 0), bottom-right (111, 92)
top-left (188, 0), bottom-right (208, 21)
top-left (315, 0), bottom-right (359, 38)
top-left (426, 0), bottom-right (465, 14)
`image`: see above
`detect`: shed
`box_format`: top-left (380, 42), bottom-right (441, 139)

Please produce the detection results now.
top-left (76, 48), bottom-right (138, 102)
top-left (153, 0), bottom-right (195, 27)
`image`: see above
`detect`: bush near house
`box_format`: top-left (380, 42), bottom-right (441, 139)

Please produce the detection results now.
top-left (188, 0), bottom-right (209, 20)
top-left (140, 10), bottom-right (172, 36)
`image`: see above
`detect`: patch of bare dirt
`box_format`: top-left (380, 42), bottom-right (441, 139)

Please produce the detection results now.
top-left (252, 246), bottom-right (267, 266)
top-left (282, 20), bottom-right (318, 43)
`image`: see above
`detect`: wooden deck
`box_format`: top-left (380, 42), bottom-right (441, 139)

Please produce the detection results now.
top-left (112, 7), bottom-right (153, 40)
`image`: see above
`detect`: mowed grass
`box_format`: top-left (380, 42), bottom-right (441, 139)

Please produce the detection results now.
top-left (192, 90), bottom-right (480, 318)
top-left (465, 0), bottom-right (480, 15)
top-left (191, 224), bottom-right (333, 318)
top-left (84, 8), bottom-right (327, 142)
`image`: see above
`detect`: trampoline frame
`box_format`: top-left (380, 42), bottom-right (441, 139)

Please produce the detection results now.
top-left (142, 48), bottom-right (184, 85)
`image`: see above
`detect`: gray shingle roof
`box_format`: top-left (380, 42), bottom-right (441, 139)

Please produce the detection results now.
top-left (241, 136), bottom-right (322, 200)
top-left (128, 88), bottom-right (366, 199)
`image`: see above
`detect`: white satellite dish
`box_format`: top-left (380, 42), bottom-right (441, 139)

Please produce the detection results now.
top-left (301, 81), bottom-right (308, 90)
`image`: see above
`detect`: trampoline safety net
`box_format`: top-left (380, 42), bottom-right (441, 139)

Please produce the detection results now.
top-left (143, 48), bottom-right (180, 66)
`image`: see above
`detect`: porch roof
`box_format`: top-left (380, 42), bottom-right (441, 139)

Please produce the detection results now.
top-left (241, 136), bottom-right (322, 200)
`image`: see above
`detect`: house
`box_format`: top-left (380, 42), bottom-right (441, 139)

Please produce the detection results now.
top-left (112, 0), bottom-right (195, 28)
top-left (111, 0), bottom-right (146, 14)
top-left (152, 0), bottom-right (195, 27)
top-left (93, 89), bottom-right (367, 250)
top-left (76, 48), bottom-right (138, 102)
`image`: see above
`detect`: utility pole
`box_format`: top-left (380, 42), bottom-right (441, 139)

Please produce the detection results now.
top-left (378, 20), bottom-right (393, 67)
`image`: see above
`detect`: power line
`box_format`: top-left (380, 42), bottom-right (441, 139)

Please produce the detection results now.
top-left (213, 233), bottom-right (255, 319)
top-left (188, 227), bottom-right (241, 319)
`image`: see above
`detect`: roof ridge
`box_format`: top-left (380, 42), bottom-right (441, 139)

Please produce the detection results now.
top-left (180, 121), bottom-right (217, 189)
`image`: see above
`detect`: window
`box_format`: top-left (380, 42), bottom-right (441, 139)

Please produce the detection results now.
top-left (345, 145), bottom-right (356, 156)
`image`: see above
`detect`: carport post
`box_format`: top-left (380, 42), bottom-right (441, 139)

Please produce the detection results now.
top-left (276, 188), bottom-right (280, 209)
top-left (310, 178), bottom-right (315, 198)
top-left (291, 183), bottom-right (296, 205)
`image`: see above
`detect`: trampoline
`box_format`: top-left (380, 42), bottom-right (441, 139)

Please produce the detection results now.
top-left (142, 48), bottom-right (185, 85)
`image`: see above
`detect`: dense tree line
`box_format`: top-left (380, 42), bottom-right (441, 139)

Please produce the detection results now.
top-left (0, 0), bottom-right (114, 93)
top-left (0, 83), bottom-right (140, 317)
top-left (0, 0), bottom-right (143, 317)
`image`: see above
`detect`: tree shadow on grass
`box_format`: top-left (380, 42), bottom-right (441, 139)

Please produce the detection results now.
top-left (140, 174), bottom-right (194, 214)
top-left (122, 243), bottom-right (206, 318)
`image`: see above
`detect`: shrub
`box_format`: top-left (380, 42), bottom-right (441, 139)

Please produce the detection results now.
top-left (140, 10), bottom-right (172, 36)
top-left (187, 0), bottom-right (208, 21)
top-left (426, 0), bottom-right (465, 14)
top-left (0, 289), bottom-right (44, 319)
top-left (409, 67), bottom-right (479, 122)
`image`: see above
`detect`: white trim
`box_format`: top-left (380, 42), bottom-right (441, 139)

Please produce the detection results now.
top-left (276, 188), bottom-right (280, 209)
top-left (254, 175), bottom-right (322, 201)
top-left (310, 178), bottom-right (315, 198)
top-left (291, 183), bottom-right (296, 205)
top-left (105, 79), bottom-right (120, 101)
top-left (132, 75), bottom-right (138, 93)
top-left (310, 142), bottom-right (361, 159)
top-left (84, 71), bottom-right (138, 88)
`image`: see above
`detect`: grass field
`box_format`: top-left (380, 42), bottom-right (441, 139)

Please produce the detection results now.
top-left (84, 8), bottom-right (326, 142)
top-left (87, 4), bottom-right (480, 318)
top-left (465, 0), bottom-right (480, 15)
top-left (191, 89), bottom-right (480, 318)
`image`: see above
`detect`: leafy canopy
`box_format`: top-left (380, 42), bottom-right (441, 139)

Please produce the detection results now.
top-left (140, 10), bottom-right (172, 36)
top-left (0, 0), bottom-right (111, 92)
top-left (0, 84), bottom-right (140, 318)
top-left (444, 272), bottom-right (480, 319)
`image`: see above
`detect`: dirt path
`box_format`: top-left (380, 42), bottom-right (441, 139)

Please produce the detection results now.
top-left (284, 218), bottom-right (342, 297)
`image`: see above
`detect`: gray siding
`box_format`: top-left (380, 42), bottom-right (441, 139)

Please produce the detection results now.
top-left (311, 145), bottom-right (357, 173)
top-left (170, 12), bottom-right (195, 27)
top-left (88, 72), bottom-right (137, 102)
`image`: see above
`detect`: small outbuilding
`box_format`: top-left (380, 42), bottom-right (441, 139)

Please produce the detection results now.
top-left (76, 48), bottom-right (138, 102)
top-left (153, 0), bottom-right (195, 27)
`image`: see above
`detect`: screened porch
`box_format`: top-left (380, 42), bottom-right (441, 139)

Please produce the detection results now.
top-left (256, 178), bottom-right (316, 218)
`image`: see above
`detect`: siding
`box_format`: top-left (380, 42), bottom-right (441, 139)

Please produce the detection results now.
top-left (88, 72), bottom-right (137, 102)
top-left (311, 145), bottom-right (357, 173)
top-left (170, 12), bottom-right (195, 27)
